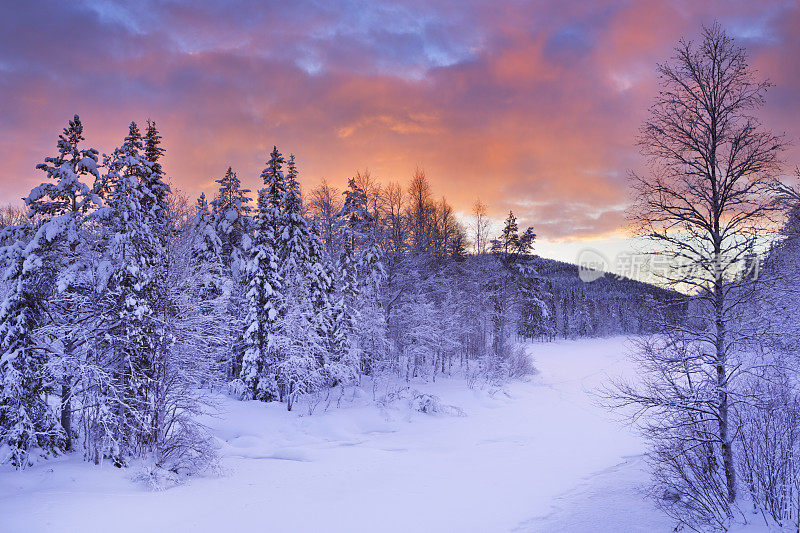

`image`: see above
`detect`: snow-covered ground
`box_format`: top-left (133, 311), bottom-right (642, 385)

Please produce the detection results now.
top-left (0, 337), bottom-right (675, 532)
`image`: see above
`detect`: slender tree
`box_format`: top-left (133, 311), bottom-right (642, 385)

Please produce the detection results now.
top-left (142, 120), bottom-right (171, 239)
top-left (472, 198), bottom-right (490, 255)
top-left (241, 148), bottom-right (285, 401)
top-left (616, 23), bottom-right (785, 527)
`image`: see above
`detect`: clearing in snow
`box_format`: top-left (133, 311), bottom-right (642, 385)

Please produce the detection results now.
top-left (0, 337), bottom-right (674, 532)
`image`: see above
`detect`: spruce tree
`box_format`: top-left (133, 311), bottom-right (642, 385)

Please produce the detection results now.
top-left (353, 240), bottom-right (387, 375)
top-left (488, 211), bottom-right (536, 360)
top-left (278, 155), bottom-right (317, 404)
top-left (308, 222), bottom-right (338, 369)
top-left (0, 115), bottom-right (101, 465)
top-left (327, 228), bottom-right (359, 384)
top-left (142, 119), bottom-right (170, 237)
top-left (139, 120), bottom-right (176, 458)
top-left (0, 226), bottom-right (65, 466)
top-left (96, 122), bottom-right (163, 463)
top-left (190, 193), bottom-right (225, 299)
top-left (29, 115), bottom-right (101, 219)
top-left (280, 155), bottom-right (311, 275)
top-left (333, 177), bottom-right (386, 377)
top-left (492, 211), bottom-right (519, 256)
top-left (211, 166), bottom-right (252, 277)
top-left (261, 146), bottom-right (286, 222)
top-left (491, 211), bottom-right (535, 267)
top-left (140, 119), bottom-right (172, 348)
top-left (339, 177), bottom-right (370, 248)
top-left (211, 167), bottom-right (252, 379)
top-left (27, 114), bottom-right (101, 452)
top-left (240, 148), bottom-right (286, 401)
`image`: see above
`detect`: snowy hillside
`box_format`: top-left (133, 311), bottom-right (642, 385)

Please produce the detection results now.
top-left (0, 337), bottom-right (674, 533)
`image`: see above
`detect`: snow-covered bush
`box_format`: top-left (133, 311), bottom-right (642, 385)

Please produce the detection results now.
top-left (504, 345), bottom-right (537, 380)
top-left (737, 376), bottom-right (800, 531)
top-left (224, 379), bottom-right (249, 400)
top-left (130, 462), bottom-right (184, 491)
top-left (647, 417), bottom-right (734, 531)
top-left (377, 387), bottom-right (465, 417)
top-left (410, 393), bottom-right (466, 417)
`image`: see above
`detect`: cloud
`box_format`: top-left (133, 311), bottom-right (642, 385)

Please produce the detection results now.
top-left (0, 0), bottom-right (798, 241)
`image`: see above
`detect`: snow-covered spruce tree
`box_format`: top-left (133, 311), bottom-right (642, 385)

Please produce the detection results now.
top-left (334, 177), bottom-right (388, 379)
top-left (517, 275), bottom-right (552, 341)
top-left (240, 147), bottom-right (285, 401)
top-left (340, 177), bottom-right (371, 244)
top-left (0, 115), bottom-right (102, 466)
top-left (211, 166), bottom-right (252, 277)
top-left (140, 120), bottom-right (186, 471)
top-left (276, 295), bottom-right (324, 412)
top-left (27, 114), bottom-right (102, 453)
top-left (0, 224), bottom-right (65, 466)
top-left (87, 123), bottom-right (217, 473)
top-left (279, 155), bottom-right (310, 273)
top-left (142, 120), bottom-right (170, 238)
top-left (307, 222), bottom-right (339, 371)
top-left (210, 167), bottom-right (252, 379)
top-left (93, 122), bottom-right (165, 464)
top-left (354, 241), bottom-right (388, 377)
top-left (488, 211), bottom-right (536, 364)
top-left (188, 192), bottom-right (230, 379)
top-left (141, 118), bottom-right (174, 369)
top-left (142, 120), bottom-right (178, 437)
top-left (326, 277), bottom-right (358, 388)
top-left (336, 179), bottom-right (369, 303)
top-left (330, 212), bottom-right (361, 384)
top-left (274, 155), bottom-right (327, 409)
top-left (190, 194), bottom-right (226, 301)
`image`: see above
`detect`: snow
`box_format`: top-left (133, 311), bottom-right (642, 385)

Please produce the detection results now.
top-left (0, 337), bottom-right (678, 531)
top-left (522, 455), bottom-right (672, 532)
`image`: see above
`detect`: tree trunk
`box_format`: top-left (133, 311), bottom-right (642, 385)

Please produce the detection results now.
top-left (61, 338), bottom-right (74, 451)
top-left (715, 277), bottom-right (736, 502)
top-left (61, 380), bottom-right (72, 451)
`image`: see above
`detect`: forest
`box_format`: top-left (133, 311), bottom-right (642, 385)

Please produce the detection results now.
top-left (0, 116), bottom-right (674, 474)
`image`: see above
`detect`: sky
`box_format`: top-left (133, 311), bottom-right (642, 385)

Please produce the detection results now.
top-left (1, 0), bottom-right (798, 263)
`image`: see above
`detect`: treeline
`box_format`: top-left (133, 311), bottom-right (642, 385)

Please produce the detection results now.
top-left (524, 258), bottom-right (684, 339)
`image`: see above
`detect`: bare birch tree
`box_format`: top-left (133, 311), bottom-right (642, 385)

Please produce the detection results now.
top-left (616, 22), bottom-right (785, 529)
top-left (472, 198), bottom-right (490, 255)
